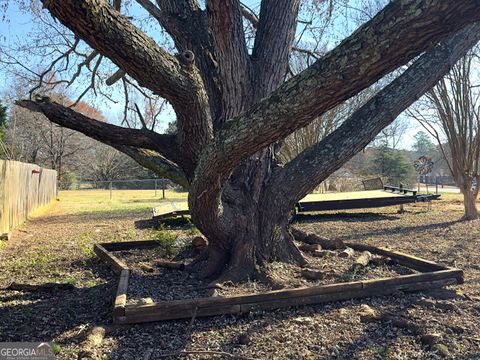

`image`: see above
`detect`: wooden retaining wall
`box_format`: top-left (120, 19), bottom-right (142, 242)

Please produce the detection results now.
top-left (0, 160), bottom-right (57, 236)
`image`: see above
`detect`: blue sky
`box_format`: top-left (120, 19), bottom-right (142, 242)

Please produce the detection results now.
top-left (0, 1), bottom-right (422, 149)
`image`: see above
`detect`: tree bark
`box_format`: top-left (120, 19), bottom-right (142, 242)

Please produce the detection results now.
top-left (462, 190), bottom-right (478, 220)
top-left (460, 179), bottom-right (479, 220)
top-left (18, 1), bottom-right (480, 282)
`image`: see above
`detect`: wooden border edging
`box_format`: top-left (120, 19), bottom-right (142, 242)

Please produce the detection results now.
top-left (94, 240), bottom-right (463, 325)
top-left (93, 244), bottom-right (128, 274)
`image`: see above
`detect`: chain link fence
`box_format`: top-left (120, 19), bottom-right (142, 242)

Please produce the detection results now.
top-left (72, 178), bottom-right (186, 199)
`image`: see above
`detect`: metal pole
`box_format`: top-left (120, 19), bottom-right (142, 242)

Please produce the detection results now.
top-left (155, 179), bottom-right (158, 197)
top-left (109, 181), bottom-right (113, 200)
top-left (162, 179), bottom-right (166, 199)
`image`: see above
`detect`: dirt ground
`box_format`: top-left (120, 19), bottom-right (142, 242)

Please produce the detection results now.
top-left (0, 190), bottom-right (479, 359)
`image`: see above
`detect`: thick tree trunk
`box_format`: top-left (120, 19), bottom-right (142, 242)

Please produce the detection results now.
top-left (189, 178), bottom-right (306, 283)
top-left (461, 184), bottom-right (479, 220)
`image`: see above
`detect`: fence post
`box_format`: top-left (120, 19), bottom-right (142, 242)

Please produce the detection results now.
top-left (109, 181), bottom-right (113, 200)
top-left (398, 183), bottom-right (405, 214)
top-left (155, 179), bottom-right (158, 197)
top-left (435, 176), bottom-right (439, 195)
top-left (162, 180), bottom-right (166, 199)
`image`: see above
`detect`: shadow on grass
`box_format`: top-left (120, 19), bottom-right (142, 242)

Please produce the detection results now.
top-left (0, 245), bottom-right (121, 344)
top-left (135, 216), bottom-right (193, 230)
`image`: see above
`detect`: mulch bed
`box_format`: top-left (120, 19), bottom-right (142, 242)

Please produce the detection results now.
top-left (1, 200), bottom-right (479, 359)
top-left (117, 247), bottom-right (417, 304)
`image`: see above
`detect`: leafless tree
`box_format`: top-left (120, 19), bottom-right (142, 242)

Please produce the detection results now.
top-left (410, 50), bottom-right (480, 220)
top-left (5, 0), bottom-right (480, 282)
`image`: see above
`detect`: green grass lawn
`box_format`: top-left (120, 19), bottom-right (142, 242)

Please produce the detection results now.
top-left (57, 189), bottom-right (188, 216)
top-left (53, 189), bottom-right (466, 218)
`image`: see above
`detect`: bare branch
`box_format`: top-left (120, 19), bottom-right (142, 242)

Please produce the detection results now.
top-left (41, 0), bottom-right (208, 114)
top-left (106, 69), bottom-right (126, 86)
top-left (134, 103), bottom-right (148, 129)
top-left (15, 99), bottom-right (181, 166)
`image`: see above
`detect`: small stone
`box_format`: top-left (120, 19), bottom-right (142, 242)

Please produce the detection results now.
top-left (359, 305), bottom-right (378, 323)
top-left (432, 343), bottom-right (450, 358)
top-left (292, 316), bottom-right (315, 325)
top-left (301, 268), bottom-right (324, 280)
top-left (192, 236), bottom-right (208, 252)
top-left (420, 333), bottom-right (441, 347)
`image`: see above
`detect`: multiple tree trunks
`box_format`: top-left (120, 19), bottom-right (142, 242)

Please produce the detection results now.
top-left (94, 240), bottom-right (463, 325)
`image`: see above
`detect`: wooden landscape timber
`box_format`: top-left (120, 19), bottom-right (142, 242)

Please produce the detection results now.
top-left (94, 239), bottom-right (463, 325)
top-left (152, 207), bottom-right (190, 221)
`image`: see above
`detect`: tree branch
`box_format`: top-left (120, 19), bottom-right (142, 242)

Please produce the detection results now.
top-left (190, 0), bottom-right (480, 229)
top-left (116, 146), bottom-right (188, 187)
top-left (252, 0), bottom-right (300, 98)
top-left (15, 99), bottom-right (181, 166)
top-left (206, 0), bottom-right (251, 124)
top-left (268, 22), bottom-right (480, 210)
top-left (41, 0), bottom-right (213, 158)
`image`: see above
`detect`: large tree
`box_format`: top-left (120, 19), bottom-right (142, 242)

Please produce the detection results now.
top-left (411, 50), bottom-right (480, 220)
top-left (13, 0), bottom-right (480, 282)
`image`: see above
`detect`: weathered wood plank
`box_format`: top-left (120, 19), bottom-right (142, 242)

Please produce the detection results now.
top-left (93, 244), bottom-right (128, 274)
top-left (101, 240), bottom-right (160, 252)
top-left (152, 209), bottom-right (190, 220)
top-left (99, 240), bottom-right (462, 325)
top-left (119, 275), bottom-right (460, 324)
top-left (113, 269), bottom-right (129, 318)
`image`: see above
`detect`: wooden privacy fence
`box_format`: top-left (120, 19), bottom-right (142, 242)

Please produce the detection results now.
top-left (0, 160), bottom-right (57, 236)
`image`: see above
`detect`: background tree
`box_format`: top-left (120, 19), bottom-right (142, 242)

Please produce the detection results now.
top-left (6, 0), bottom-right (480, 282)
top-left (371, 144), bottom-right (416, 187)
top-left (375, 117), bottom-right (411, 150)
top-left (413, 131), bottom-right (436, 156)
top-left (410, 50), bottom-right (480, 220)
top-left (0, 100), bottom-right (8, 158)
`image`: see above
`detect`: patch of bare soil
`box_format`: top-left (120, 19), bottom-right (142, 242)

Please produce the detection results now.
top-left (1, 199), bottom-right (479, 359)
